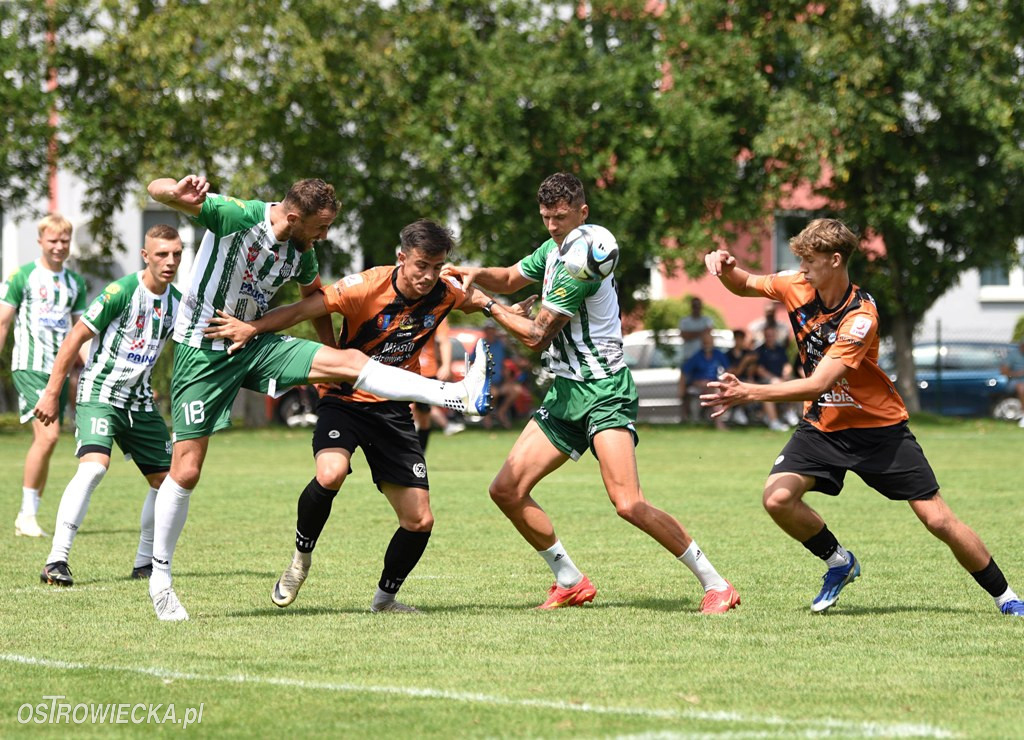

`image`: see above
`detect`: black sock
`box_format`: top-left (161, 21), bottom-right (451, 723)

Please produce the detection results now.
top-left (417, 428), bottom-right (430, 452)
top-left (970, 557), bottom-right (1008, 598)
top-left (295, 478), bottom-right (338, 553)
top-left (801, 525), bottom-right (840, 561)
top-left (378, 527), bottom-right (431, 594)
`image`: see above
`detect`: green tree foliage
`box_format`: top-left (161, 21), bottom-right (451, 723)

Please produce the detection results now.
top-left (752, 0), bottom-right (1024, 408)
top-left (0, 0), bottom-right (57, 209)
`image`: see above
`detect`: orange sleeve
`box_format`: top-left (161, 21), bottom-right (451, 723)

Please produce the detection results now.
top-left (751, 271), bottom-right (799, 302)
top-left (826, 306), bottom-right (877, 370)
top-left (321, 272), bottom-right (370, 316)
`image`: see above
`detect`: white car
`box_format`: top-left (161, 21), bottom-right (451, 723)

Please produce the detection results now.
top-left (623, 328), bottom-right (734, 424)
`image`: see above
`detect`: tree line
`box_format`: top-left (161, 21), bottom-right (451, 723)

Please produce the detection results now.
top-left (2, 0), bottom-right (1023, 407)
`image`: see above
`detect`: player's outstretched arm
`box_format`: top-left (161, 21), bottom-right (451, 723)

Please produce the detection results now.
top-left (147, 175), bottom-right (210, 217)
top-left (34, 319), bottom-right (96, 425)
top-left (705, 249), bottom-right (763, 297)
top-left (451, 264), bottom-right (532, 295)
top-left (700, 356), bottom-right (849, 418)
top-left (204, 292), bottom-right (329, 354)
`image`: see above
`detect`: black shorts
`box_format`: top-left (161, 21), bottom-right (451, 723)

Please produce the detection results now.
top-left (771, 420), bottom-right (939, 500)
top-left (312, 397), bottom-right (429, 492)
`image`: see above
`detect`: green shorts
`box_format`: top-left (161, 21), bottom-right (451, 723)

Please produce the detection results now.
top-left (13, 369), bottom-right (69, 424)
top-left (533, 367), bottom-right (639, 461)
top-left (170, 334), bottom-right (320, 440)
top-left (75, 402), bottom-right (172, 474)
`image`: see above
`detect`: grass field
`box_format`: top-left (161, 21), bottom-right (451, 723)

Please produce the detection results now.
top-left (1, 418), bottom-right (1022, 737)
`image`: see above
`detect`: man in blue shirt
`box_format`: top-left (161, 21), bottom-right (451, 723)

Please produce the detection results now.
top-left (679, 329), bottom-right (729, 427)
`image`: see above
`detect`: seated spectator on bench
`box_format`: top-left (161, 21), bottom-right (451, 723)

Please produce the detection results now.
top-left (679, 329), bottom-right (729, 428)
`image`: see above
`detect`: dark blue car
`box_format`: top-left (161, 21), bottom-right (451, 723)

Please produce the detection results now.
top-left (880, 341), bottom-right (1020, 418)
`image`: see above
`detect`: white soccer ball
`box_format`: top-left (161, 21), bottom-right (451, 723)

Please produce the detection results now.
top-left (558, 224), bottom-right (620, 283)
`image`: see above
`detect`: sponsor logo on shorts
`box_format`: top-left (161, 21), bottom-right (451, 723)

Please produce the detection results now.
top-left (774, 454), bottom-right (785, 466)
top-left (412, 463), bottom-right (426, 478)
top-left (328, 429), bottom-right (340, 439)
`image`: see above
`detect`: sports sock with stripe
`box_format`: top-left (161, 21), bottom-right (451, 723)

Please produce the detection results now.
top-left (538, 540), bottom-right (583, 589)
top-left (295, 478), bottom-right (338, 553)
top-left (678, 540), bottom-right (728, 592)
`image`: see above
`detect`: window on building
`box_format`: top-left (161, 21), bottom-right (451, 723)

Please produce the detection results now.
top-left (979, 263), bottom-right (1010, 287)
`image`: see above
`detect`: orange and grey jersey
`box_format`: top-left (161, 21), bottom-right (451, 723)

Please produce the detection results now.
top-left (319, 266), bottom-right (469, 403)
top-left (753, 271), bottom-right (908, 432)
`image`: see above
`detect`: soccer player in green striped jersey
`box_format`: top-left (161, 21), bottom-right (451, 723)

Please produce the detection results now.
top-left (34, 225), bottom-right (184, 587)
top-left (0, 214), bottom-right (88, 539)
top-left (455, 173), bottom-right (740, 614)
top-left (143, 175), bottom-right (493, 621)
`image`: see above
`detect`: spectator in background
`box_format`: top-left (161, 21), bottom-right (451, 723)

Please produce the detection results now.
top-left (470, 321), bottom-right (508, 429)
top-left (678, 296), bottom-right (714, 362)
top-left (725, 329), bottom-right (759, 425)
top-left (494, 355), bottom-right (532, 429)
top-left (750, 302), bottom-right (785, 347)
top-left (755, 325), bottom-right (797, 431)
top-left (1000, 338), bottom-right (1024, 429)
top-left (680, 329), bottom-right (730, 428)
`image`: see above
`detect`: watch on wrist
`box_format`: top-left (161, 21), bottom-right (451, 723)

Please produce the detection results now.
top-left (483, 299), bottom-right (496, 317)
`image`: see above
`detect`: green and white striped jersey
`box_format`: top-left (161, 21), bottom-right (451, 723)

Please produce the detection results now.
top-left (177, 194), bottom-right (319, 350)
top-left (0, 260), bottom-right (87, 372)
top-left (78, 272), bottom-right (181, 411)
top-left (517, 238), bottom-right (626, 381)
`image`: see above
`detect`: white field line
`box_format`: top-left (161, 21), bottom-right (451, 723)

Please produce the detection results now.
top-left (0, 653), bottom-right (955, 739)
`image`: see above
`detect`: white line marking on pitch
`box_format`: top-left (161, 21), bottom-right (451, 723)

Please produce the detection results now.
top-left (0, 653), bottom-right (954, 738)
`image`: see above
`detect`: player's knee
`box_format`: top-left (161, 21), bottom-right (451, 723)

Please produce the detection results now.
top-left (613, 498), bottom-right (647, 527)
top-left (762, 487), bottom-right (794, 516)
top-left (488, 479), bottom-right (519, 509)
top-left (315, 468), bottom-right (346, 490)
top-left (401, 512), bottom-right (434, 532)
top-left (920, 508), bottom-right (956, 540)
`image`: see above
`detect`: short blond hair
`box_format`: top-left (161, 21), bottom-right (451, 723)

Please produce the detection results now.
top-left (37, 213), bottom-right (73, 237)
top-left (789, 218), bottom-right (857, 264)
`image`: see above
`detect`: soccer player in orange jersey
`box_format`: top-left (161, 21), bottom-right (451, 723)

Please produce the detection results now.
top-left (702, 218), bottom-right (1023, 617)
top-left (206, 219), bottom-right (488, 612)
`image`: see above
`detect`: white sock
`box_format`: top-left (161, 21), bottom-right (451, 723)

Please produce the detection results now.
top-left (995, 587), bottom-right (1020, 608)
top-left (46, 462), bottom-right (107, 564)
top-left (149, 476), bottom-right (192, 595)
top-left (20, 487), bottom-right (41, 516)
top-left (678, 541), bottom-right (728, 592)
top-left (355, 359), bottom-right (459, 408)
top-left (134, 487), bottom-right (158, 568)
top-left (538, 540), bottom-right (583, 588)
top-left (826, 544), bottom-right (851, 569)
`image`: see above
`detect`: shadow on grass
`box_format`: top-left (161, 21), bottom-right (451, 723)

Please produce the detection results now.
top-left (78, 528), bottom-right (138, 537)
top-left (798, 604), bottom-right (975, 616)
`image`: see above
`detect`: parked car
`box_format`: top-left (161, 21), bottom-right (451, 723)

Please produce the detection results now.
top-left (879, 341), bottom-right (1020, 418)
top-left (623, 329), bottom-right (733, 424)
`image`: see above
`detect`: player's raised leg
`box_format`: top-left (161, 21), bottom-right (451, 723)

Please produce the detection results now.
top-left (592, 428), bottom-right (739, 614)
top-left (314, 339), bottom-right (494, 416)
